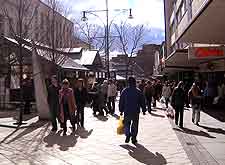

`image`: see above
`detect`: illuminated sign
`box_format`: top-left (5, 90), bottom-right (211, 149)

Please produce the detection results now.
top-left (188, 46), bottom-right (225, 60)
top-left (195, 48), bottom-right (224, 58)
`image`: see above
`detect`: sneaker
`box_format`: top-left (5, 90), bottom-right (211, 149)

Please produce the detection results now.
top-left (125, 136), bottom-right (130, 143)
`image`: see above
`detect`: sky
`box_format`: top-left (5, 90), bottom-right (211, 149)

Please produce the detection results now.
top-left (59, 0), bottom-right (165, 44)
top-left (61, 0), bottom-right (164, 30)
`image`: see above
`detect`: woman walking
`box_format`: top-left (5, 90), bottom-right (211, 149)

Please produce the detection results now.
top-left (59, 79), bottom-right (77, 135)
top-left (189, 82), bottom-right (201, 126)
top-left (162, 82), bottom-right (172, 109)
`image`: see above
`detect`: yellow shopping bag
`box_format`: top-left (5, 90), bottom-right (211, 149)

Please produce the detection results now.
top-left (117, 116), bottom-right (124, 135)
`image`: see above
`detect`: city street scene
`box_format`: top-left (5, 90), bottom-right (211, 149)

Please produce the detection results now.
top-left (0, 0), bottom-right (225, 164)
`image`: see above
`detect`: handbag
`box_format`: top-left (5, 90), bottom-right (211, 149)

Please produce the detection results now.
top-left (117, 116), bottom-right (124, 135)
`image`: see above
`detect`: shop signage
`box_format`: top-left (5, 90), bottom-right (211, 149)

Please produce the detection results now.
top-left (188, 46), bottom-right (225, 60)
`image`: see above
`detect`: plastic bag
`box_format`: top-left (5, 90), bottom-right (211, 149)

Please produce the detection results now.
top-left (117, 116), bottom-right (124, 135)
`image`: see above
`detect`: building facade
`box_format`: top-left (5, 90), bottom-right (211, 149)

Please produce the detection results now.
top-left (0, 0), bottom-right (74, 48)
top-left (164, 0), bottom-right (225, 80)
top-left (136, 44), bottom-right (160, 77)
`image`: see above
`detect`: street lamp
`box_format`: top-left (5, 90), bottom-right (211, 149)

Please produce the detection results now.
top-left (81, 1), bottom-right (133, 79)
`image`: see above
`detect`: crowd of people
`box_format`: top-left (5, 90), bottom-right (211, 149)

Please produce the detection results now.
top-left (47, 76), bottom-right (118, 136)
top-left (46, 74), bottom-right (225, 143)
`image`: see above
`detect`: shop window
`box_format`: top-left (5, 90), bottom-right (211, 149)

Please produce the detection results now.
top-left (0, 15), bottom-right (4, 35)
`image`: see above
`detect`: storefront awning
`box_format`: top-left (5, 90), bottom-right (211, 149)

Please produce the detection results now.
top-left (165, 49), bottom-right (198, 72)
top-left (179, 1), bottom-right (225, 44)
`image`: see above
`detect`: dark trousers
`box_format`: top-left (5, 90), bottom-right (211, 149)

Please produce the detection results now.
top-left (124, 114), bottom-right (139, 139)
top-left (153, 95), bottom-right (157, 107)
top-left (62, 107), bottom-right (76, 133)
top-left (24, 100), bottom-right (31, 114)
top-left (108, 96), bottom-right (115, 114)
top-left (175, 106), bottom-right (184, 127)
top-left (49, 103), bottom-right (60, 130)
top-left (77, 105), bottom-right (84, 127)
top-left (146, 97), bottom-right (152, 112)
top-left (165, 97), bottom-right (170, 108)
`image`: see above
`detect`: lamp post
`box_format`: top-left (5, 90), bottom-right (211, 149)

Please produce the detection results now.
top-left (81, 0), bottom-right (133, 79)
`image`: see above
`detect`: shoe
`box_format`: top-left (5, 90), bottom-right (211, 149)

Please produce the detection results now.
top-left (63, 131), bottom-right (67, 136)
top-left (51, 128), bottom-right (57, 132)
top-left (179, 125), bottom-right (183, 129)
top-left (131, 137), bottom-right (138, 145)
top-left (125, 136), bottom-right (130, 143)
top-left (192, 119), bottom-right (194, 123)
top-left (196, 122), bottom-right (199, 126)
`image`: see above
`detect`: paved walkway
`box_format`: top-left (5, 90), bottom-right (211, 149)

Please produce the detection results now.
top-left (0, 102), bottom-right (191, 165)
top-left (168, 105), bottom-right (225, 165)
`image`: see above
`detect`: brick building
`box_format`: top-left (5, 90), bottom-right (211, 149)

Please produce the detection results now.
top-left (136, 44), bottom-right (160, 77)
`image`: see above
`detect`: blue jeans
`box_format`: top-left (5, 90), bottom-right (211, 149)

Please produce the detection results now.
top-left (124, 114), bottom-right (139, 138)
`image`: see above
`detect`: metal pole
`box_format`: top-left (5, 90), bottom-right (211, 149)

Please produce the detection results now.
top-left (106, 0), bottom-right (110, 79)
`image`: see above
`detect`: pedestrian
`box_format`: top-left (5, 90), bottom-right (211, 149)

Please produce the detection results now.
top-left (90, 82), bottom-right (100, 116)
top-left (162, 82), bottom-right (172, 109)
top-left (119, 77), bottom-right (146, 144)
top-left (138, 79), bottom-right (145, 93)
top-left (99, 81), bottom-right (109, 116)
top-left (47, 75), bottom-right (61, 132)
top-left (22, 76), bottom-right (33, 114)
top-left (107, 80), bottom-right (117, 114)
top-left (171, 81), bottom-right (185, 129)
top-left (189, 82), bottom-right (201, 126)
top-left (144, 81), bottom-right (153, 113)
top-left (74, 79), bottom-right (88, 128)
top-left (59, 79), bottom-right (77, 135)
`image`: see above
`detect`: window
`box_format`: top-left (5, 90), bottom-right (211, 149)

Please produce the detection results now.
top-left (0, 15), bottom-right (4, 35)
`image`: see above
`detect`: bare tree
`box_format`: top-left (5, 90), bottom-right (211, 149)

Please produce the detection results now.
top-left (73, 20), bottom-right (106, 51)
top-left (1, 0), bottom-right (40, 124)
top-left (42, 0), bottom-right (74, 73)
top-left (114, 21), bottom-right (145, 79)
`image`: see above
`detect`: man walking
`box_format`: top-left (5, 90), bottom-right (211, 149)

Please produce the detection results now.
top-left (119, 77), bottom-right (146, 144)
top-left (107, 80), bottom-right (117, 114)
top-left (47, 75), bottom-right (61, 132)
top-left (171, 81), bottom-right (185, 129)
top-left (74, 79), bottom-right (88, 128)
top-left (144, 81), bottom-right (153, 113)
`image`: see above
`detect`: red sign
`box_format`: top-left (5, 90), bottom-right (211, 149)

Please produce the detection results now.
top-left (189, 46), bottom-right (225, 60)
top-left (195, 48), bottom-right (224, 58)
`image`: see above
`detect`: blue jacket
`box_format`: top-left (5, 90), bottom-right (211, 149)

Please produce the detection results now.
top-left (119, 86), bottom-right (146, 115)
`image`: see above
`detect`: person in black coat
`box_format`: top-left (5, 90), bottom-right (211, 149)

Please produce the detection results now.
top-left (47, 75), bottom-right (61, 131)
top-left (74, 79), bottom-right (88, 127)
top-left (171, 81), bottom-right (185, 129)
top-left (22, 76), bottom-right (33, 114)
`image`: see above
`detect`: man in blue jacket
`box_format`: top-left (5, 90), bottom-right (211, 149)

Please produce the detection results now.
top-left (119, 77), bottom-right (146, 144)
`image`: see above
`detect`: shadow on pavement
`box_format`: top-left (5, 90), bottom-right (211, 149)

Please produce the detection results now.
top-left (199, 125), bottom-right (225, 135)
top-left (44, 130), bottom-right (78, 151)
top-left (1, 120), bottom-right (48, 144)
top-left (173, 127), bottom-right (216, 138)
top-left (152, 107), bottom-right (165, 111)
top-left (150, 112), bottom-right (165, 118)
top-left (96, 115), bottom-right (108, 121)
top-left (76, 127), bottom-right (93, 139)
top-left (120, 144), bottom-right (167, 165)
top-left (203, 109), bottom-right (225, 122)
